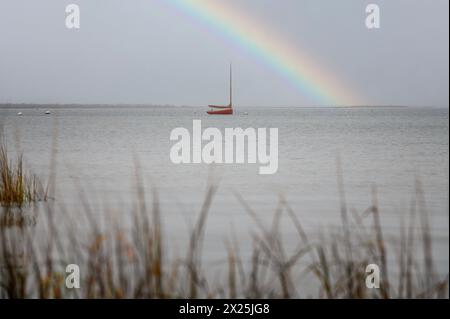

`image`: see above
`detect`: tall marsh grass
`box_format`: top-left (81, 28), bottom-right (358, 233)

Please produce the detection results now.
top-left (0, 142), bottom-right (448, 299)
top-left (0, 142), bottom-right (43, 208)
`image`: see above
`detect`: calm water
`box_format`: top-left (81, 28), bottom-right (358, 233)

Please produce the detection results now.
top-left (1, 106), bottom-right (449, 276)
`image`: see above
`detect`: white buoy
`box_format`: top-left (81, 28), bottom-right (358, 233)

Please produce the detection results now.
top-left (45, 110), bottom-right (51, 115)
top-left (17, 112), bottom-right (23, 116)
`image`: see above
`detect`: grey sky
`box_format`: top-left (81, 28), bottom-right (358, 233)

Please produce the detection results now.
top-left (0, 0), bottom-right (448, 107)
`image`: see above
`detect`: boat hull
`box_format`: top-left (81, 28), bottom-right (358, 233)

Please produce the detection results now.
top-left (207, 108), bottom-right (233, 115)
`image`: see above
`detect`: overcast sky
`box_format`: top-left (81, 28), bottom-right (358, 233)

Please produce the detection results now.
top-left (0, 0), bottom-right (448, 107)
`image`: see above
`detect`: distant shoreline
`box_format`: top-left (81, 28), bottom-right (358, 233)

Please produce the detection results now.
top-left (0, 103), bottom-right (430, 109)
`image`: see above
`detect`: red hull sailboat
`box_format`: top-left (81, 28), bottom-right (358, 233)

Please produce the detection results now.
top-left (207, 65), bottom-right (233, 115)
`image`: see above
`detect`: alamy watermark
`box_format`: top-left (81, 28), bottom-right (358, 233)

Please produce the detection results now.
top-left (170, 120), bottom-right (278, 175)
top-left (366, 4), bottom-right (381, 29)
top-left (65, 4), bottom-right (381, 30)
top-left (61, 262), bottom-right (380, 289)
top-left (365, 264), bottom-right (381, 289)
top-left (65, 4), bottom-right (80, 29)
top-left (65, 264), bottom-right (80, 289)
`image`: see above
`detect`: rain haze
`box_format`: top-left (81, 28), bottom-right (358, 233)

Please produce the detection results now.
top-left (0, 0), bottom-right (448, 300)
top-left (0, 0), bottom-right (448, 107)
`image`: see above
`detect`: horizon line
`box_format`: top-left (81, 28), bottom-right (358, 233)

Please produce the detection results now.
top-left (1, 103), bottom-right (447, 109)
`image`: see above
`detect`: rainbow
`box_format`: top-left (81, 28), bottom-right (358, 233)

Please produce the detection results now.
top-left (165, 0), bottom-right (362, 106)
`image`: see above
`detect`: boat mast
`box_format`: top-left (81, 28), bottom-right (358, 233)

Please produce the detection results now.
top-left (229, 63), bottom-right (232, 107)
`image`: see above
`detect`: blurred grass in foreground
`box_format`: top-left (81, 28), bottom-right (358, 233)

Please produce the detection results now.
top-left (0, 142), bottom-right (448, 299)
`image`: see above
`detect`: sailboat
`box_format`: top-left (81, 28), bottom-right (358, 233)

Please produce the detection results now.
top-left (207, 64), bottom-right (233, 115)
